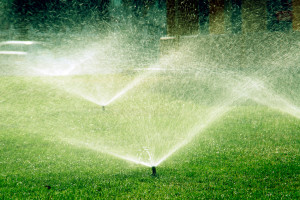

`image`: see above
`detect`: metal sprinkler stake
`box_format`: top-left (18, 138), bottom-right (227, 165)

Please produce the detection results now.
top-left (152, 166), bottom-right (156, 176)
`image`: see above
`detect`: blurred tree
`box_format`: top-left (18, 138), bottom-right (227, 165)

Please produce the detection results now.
top-left (166, 0), bottom-right (199, 36)
top-left (10, 0), bottom-right (111, 34)
top-left (122, 0), bottom-right (156, 17)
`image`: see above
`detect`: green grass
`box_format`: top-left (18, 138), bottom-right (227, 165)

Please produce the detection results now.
top-left (0, 75), bottom-right (299, 199)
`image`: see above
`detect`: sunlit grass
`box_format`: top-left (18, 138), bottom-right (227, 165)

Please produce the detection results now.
top-left (0, 75), bottom-right (299, 199)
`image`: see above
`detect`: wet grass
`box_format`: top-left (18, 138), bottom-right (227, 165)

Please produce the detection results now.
top-left (0, 76), bottom-right (299, 199)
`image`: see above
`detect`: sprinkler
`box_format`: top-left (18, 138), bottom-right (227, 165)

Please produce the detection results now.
top-left (102, 106), bottom-right (105, 111)
top-left (151, 166), bottom-right (156, 176)
top-left (44, 185), bottom-right (51, 190)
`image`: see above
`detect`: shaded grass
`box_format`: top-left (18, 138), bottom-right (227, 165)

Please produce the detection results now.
top-left (0, 76), bottom-right (299, 199)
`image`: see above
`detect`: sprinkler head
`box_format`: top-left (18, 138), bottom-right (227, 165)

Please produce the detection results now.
top-left (44, 185), bottom-right (51, 190)
top-left (102, 106), bottom-right (105, 111)
top-left (151, 166), bottom-right (156, 176)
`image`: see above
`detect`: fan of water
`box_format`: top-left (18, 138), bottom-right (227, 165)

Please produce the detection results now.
top-left (1, 2), bottom-right (299, 168)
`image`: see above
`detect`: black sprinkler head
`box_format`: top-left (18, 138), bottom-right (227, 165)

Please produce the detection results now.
top-left (44, 185), bottom-right (51, 190)
top-left (102, 106), bottom-right (105, 111)
top-left (152, 166), bottom-right (156, 176)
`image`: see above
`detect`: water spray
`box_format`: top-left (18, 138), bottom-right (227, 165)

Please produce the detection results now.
top-left (151, 166), bottom-right (157, 176)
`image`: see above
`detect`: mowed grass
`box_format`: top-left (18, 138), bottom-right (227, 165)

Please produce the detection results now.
top-left (0, 75), bottom-right (299, 199)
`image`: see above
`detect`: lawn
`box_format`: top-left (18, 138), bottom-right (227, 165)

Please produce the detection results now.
top-left (0, 74), bottom-right (299, 199)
